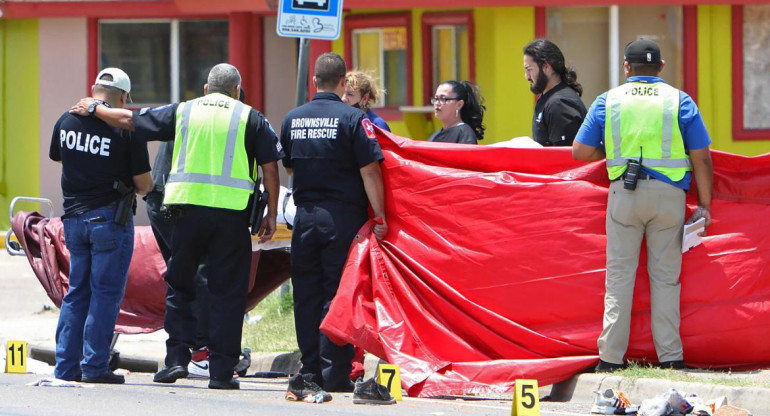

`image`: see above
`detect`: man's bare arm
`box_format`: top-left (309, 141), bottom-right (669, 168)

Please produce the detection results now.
top-left (71, 98), bottom-right (135, 131)
top-left (133, 172), bottom-right (154, 195)
top-left (360, 161), bottom-right (387, 240)
top-left (687, 147), bottom-right (714, 233)
top-left (572, 141), bottom-right (606, 162)
top-left (257, 161), bottom-right (280, 243)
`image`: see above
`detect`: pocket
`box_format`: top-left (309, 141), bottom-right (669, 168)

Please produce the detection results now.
top-left (90, 223), bottom-right (119, 252)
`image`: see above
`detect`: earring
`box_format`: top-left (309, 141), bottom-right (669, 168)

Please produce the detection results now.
top-left (455, 108), bottom-right (459, 118)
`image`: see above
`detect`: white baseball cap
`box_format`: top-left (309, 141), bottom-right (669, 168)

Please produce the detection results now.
top-left (95, 67), bottom-right (131, 94)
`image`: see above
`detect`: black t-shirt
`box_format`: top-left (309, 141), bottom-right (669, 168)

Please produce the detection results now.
top-left (532, 83), bottom-right (587, 146)
top-left (280, 92), bottom-right (384, 208)
top-left (428, 123), bottom-right (478, 144)
top-left (49, 111), bottom-right (151, 217)
top-left (131, 96), bottom-right (281, 180)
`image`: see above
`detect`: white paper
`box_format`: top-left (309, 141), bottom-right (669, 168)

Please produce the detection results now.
top-left (682, 217), bottom-right (706, 253)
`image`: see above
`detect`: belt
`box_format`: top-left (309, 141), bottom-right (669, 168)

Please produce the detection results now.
top-left (613, 170), bottom-right (655, 182)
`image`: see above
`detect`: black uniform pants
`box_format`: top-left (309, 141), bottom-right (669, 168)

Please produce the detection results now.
top-left (146, 192), bottom-right (210, 349)
top-left (163, 205), bottom-right (251, 381)
top-left (291, 201), bottom-right (368, 392)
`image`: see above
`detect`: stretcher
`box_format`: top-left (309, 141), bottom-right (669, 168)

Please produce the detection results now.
top-left (6, 196), bottom-right (291, 369)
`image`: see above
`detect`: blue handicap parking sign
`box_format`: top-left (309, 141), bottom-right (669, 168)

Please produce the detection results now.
top-left (277, 0), bottom-right (343, 40)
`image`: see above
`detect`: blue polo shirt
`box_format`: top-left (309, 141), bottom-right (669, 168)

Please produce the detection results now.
top-left (575, 76), bottom-right (711, 190)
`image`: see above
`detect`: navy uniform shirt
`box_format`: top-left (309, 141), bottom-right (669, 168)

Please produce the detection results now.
top-left (280, 92), bottom-right (384, 208)
top-left (49, 111), bottom-right (151, 217)
top-left (131, 95), bottom-right (281, 180)
top-left (532, 83), bottom-right (587, 146)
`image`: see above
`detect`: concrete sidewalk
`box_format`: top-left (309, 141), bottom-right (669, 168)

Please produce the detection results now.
top-left (2, 251), bottom-right (769, 414)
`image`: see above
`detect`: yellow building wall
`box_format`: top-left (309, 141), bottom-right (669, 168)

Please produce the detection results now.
top-left (0, 20), bottom-right (41, 230)
top-left (474, 7), bottom-right (534, 143)
top-left (335, 7), bottom-right (536, 143)
top-left (698, 5), bottom-right (770, 156)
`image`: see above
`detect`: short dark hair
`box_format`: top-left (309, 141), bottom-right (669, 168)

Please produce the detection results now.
top-left (314, 53), bottom-right (346, 90)
top-left (93, 74), bottom-right (123, 101)
top-left (630, 62), bottom-right (663, 76)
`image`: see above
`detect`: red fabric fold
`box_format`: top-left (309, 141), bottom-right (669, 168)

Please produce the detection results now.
top-left (321, 131), bottom-right (770, 397)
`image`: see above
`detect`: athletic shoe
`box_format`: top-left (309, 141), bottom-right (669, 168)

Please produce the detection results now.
top-left (234, 348), bottom-right (251, 377)
top-left (353, 377), bottom-right (396, 405)
top-left (285, 374), bottom-right (332, 403)
top-left (188, 347), bottom-right (211, 379)
top-left (188, 359), bottom-right (211, 379)
top-left (153, 365), bottom-right (189, 383)
top-left (82, 371), bottom-right (125, 384)
top-left (595, 359), bottom-right (624, 373)
top-left (590, 388), bottom-right (632, 414)
top-left (659, 360), bottom-right (688, 370)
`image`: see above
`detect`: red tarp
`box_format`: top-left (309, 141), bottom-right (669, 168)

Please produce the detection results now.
top-left (321, 131), bottom-right (770, 398)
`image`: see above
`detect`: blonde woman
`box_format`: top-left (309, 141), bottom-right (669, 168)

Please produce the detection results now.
top-left (343, 70), bottom-right (391, 132)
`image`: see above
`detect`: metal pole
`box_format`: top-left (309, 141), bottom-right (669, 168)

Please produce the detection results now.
top-left (295, 37), bottom-right (311, 107)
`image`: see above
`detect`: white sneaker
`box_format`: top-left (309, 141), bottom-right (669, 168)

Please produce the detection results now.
top-left (188, 359), bottom-right (210, 379)
top-left (591, 389), bottom-right (619, 414)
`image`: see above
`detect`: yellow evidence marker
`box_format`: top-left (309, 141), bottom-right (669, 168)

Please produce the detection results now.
top-left (5, 340), bottom-right (28, 374)
top-left (511, 379), bottom-right (540, 416)
top-left (376, 363), bottom-right (403, 401)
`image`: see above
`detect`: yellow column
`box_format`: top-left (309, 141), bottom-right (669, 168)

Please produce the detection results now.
top-left (1, 19), bottom-right (40, 230)
top-left (474, 7), bottom-right (535, 144)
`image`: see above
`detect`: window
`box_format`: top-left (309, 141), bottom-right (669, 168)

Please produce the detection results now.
top-left (732, 4), bottom-right (770, 140)
top-left (545, 6), bottom-right (683, 107)
top-left (345, 13), bottom-right (412, 109)
top-left (99, 19), bottom-right (228, 106)
top-left (422, 11), bottom-right (475, 105)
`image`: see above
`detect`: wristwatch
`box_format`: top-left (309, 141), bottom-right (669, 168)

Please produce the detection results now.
top-left (87, 101), bottom-right (100, 116)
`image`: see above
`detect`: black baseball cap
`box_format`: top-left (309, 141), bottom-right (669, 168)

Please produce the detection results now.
top-left (624, 39), bottom-right (662, 64)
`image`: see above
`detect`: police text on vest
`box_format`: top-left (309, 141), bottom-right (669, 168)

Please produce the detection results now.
top-left (60, 130), bottom-right (111, 156)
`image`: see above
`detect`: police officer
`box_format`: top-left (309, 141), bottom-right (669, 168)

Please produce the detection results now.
top-left (523, 39), bottom-right (587, 146)
top-left (573, 39), bottom-right (713, 371)
top-left (75, 63), bottom-right (280, 389)
top-left (281, 53), bottom-right (387, 401)
top-left (50, 67), bottom-right (153, 383)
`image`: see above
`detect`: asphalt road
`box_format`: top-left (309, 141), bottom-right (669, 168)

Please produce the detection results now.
top-left (0, 372), bottom-right (596, 416)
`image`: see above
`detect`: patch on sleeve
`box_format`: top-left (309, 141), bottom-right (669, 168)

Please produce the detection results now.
top-left (139, 104), bottom-right (173, 115)
top-left (362, 118), bottom-right (377, 139)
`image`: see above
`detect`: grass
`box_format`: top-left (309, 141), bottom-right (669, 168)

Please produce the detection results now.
top-left (241, 283), bottom-right (298, 353)
top-left (612, 361), bottom-right (770, 389)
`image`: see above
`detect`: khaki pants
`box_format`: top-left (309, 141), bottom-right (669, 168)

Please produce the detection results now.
top-left (598, 178), bottom-right (686, 364)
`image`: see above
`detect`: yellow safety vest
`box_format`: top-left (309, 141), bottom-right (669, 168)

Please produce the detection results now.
top-left (164, 93), bottom-right (255, 210)
top-left (604, 81), bottom-right (692, 181)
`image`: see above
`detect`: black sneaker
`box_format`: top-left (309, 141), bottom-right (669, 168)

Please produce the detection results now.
top-left (595, 359), bottom-right (624, 373)
top-left (82, 371), bottom-right (125, 384)
top-left (209, 378), bottom-right (240, 390)
top-left (285, 374), bottom-right (332, 403)
top-left (659, 360), bottom-right (688, 370)
top-left (153, 365), bottom-right (189, 383)
top-left (353, 377), bottom-right (396, 405)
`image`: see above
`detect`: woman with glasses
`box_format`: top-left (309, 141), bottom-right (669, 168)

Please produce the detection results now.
top-left (428, 80), bottom-right (485, 144)
top-left (343, 70), bottom-right (391, 132)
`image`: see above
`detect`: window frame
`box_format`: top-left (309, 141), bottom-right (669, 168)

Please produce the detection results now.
top-left (89, 15), bottom-right (228, 107)
top-left (421, 11), bottom-right (475, 106)
top-left (731, 4), bottom-right (770, 141)
top-left (344, 12), bottom-right (413, 119)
